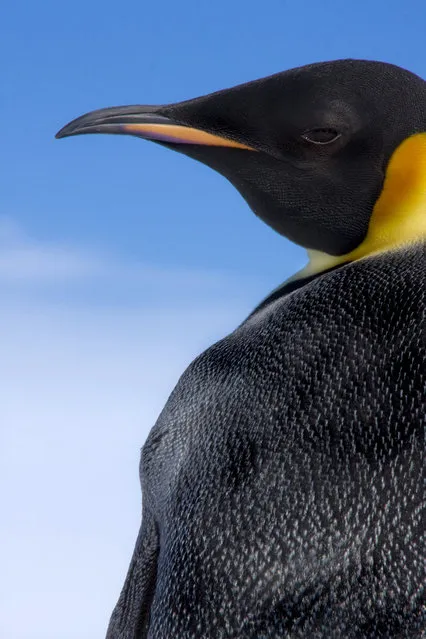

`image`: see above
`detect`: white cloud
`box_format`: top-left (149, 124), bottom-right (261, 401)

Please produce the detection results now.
top-left (0, 220), bottom-right (253, 639)
top-left (0, 217), bottom-right (254, 296)
top-left (0, 245), bottom-right (103, 283)
top-left (0, 217), bottom-right (101, 283)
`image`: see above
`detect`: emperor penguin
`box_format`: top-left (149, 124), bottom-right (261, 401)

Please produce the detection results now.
top-left (57, 59), bottom-right (426, 638)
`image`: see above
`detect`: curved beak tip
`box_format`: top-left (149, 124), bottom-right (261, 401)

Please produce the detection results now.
top-left (55, 119), bottom-right (87, 140)
top-left (55, 127), bottom-right (68, 140)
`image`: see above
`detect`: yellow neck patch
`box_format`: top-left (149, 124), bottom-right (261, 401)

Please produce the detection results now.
top-left (298, 132), bottom-right (426, 279)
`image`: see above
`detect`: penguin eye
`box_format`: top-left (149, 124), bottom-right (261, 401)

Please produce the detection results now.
top-left (301, 128), bottom-right (341, 145)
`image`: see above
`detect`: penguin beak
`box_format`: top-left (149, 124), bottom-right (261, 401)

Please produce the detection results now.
top-left (55, 105), bottom-right (255, 151)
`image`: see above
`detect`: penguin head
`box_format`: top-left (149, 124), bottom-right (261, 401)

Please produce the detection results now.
top-left (57, 59), bottom-right (426, 266)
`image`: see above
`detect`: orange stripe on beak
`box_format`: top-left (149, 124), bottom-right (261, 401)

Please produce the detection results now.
top-left (121, 123), bottom-right (255, 150)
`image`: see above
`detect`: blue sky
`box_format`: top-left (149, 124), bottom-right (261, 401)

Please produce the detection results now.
top-left (1, 1), bottom-right (425, 637)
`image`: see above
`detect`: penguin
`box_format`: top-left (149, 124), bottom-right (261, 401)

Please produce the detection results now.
top-left (56, 59), bottom-right (426, 638)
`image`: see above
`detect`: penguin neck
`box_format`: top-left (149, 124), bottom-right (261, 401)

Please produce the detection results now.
top-left (297, 132), bottom-right (426, 280)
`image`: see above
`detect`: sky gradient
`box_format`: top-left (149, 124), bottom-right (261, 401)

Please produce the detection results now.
top-left (2, 1), bottom-right (425, 637)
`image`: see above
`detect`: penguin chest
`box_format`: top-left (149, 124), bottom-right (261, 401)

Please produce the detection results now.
top-left (142, 253), bottom-right (425, 635)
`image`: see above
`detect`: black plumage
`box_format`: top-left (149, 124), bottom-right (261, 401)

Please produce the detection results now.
top-left (107, 245), bottom-right (425, 638)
